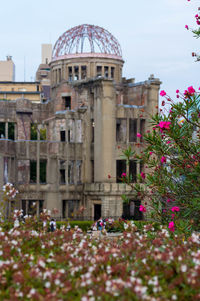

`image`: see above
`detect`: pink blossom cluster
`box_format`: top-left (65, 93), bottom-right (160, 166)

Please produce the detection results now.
top-left (156, 121), bottom-right (171, 132)
top-left (184, 86), bottom-right (196, 97)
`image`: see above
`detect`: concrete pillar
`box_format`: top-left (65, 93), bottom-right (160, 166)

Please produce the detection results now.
top-left (94, 80), bottom-right (116, 182)
top-left (5, 122), bottom-right (8, 139)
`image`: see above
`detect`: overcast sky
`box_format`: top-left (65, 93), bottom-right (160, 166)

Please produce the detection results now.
top-left (0, 0), bottom-right (199, 101)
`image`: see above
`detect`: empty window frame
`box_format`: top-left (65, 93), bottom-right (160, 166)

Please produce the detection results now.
top-left (22, 200), bottom-right (44, 216)
top-left (140, 119), bottom-right (145, 141)
top-left (122, 200), bottom-right (142, 220)
top-left (116, 160), bottom-right (126, 183)
top-left (129, 119), bottom-right (137, 142)
top-left (58, 69), bottom-right (61, 82)
top-left (62, 200), bottom-right (67, 218)
top-left (130, 160), bottom-right (137, 183)
top-left (111, 67), bottom-right (115, 79)
top-left (28, 200), bottom-right (37, 216)
top-left (8, 122), bottom-right (15, 140)
top-left (39, 126), bottom-right (46, 141)
top-left (30, 160), bottom-right (37, 183)
top-left (96, 66), bottom-right (102, 77)
top-left (104, 66), bottom-right (109, 78)
top-left (81, 66), bottom-right (87, 79)
top-left (63, 96), bottom-right (71, 110)
top-left (74, 66), bottom-right (79, 80)
top-left (68, 67), bottom-right (73, 81)
top-left (60, 130), bottom-right (66, 142)
top-left (60, 160), bottom-right (66, 184)
top-left (0, 122), bottom-right (5, 138)
top-left (76, 160), bottom-right (82, 184)
top-left (68, 200), bottom-right (79, 218)
top-left (40, 160), bottom-right (47, 184)
top-left (68, 161), bottom-right (74, 184)
top-left (30, 124), bottom-right (37, 140)
top-left (116, 118), bottom-right (127, 142)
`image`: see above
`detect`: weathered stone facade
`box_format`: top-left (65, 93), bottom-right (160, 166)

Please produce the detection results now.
top-left (0, 25), bottom-right (161, 220)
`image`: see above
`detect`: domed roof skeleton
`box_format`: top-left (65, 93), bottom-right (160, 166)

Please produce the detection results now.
top-left (52, 24), bottom-right (122, 59)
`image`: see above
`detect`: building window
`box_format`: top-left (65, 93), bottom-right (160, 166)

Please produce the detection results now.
top-left (96, 66), bottom-right (102, 77)
top-left (22, 200), bottom-right (44, 216)
top-left (68, 67), bottom-right (73, 81)
top-left (0, 122), bottom-right (5, 138)
top-left (116, 118), bottom-right (127, 142)
top-left (68, 161), bottom-right (74, 184)
top-left (31, 124), bottom-right (37, 140)
top-left (140, 119), bottom-right (145, 142)
top-left (104, 66), bottom-right (109, 78)
top-left (74, 66), bottom-right (79, 80)
top-left (60, 160), bottom-right (66, 184)
top-left (130, 160), bottom-right (137, 183)
top-left (63, 96), bottom-right (71, 110)
top-left (76, 160), bottom-right (82, 184)
top-left (116, 160), bottom-right (126, 183)
top-left (129, 119), bottom-right (137, 142)
top-left (60, 130), bottom-right (66, 142)
top-left (8, 122), bottom-right (15, 140)
top-left (111, 67), bottom-right (115, 79)
top-left (62, 200), bottom-right (67, 218)
top-left (58, 69), bottom-right (61, 82)
top-left (122, 200), bottom-right (143, 220)
top-left (40, 160), bottom-right (47, 184)
top-left (81, 66), bottom-right (87, 79)
top-left (39, 126), bottom-right (46, 140)
top-left (30, 161), bottom-right (37, 183)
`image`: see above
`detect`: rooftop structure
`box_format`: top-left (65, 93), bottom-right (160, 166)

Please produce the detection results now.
top-left (52, 24), bottom-right (122, 61)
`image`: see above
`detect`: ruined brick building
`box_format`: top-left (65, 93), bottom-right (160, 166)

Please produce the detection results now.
top-left (0, 24), bottom-right (161, 220)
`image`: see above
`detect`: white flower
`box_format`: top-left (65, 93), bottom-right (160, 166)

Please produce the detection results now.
top-left (38, 260), bottom-right (45, 268)
top-left (29, 288), bottom-right (36, 295)
top-left (172, 295), bottom-right (177, 300)
top-left (181, 265), bottom-right (187, 273)
top-left (55, 279), bottom-right (61, 286)
top-left (45, 281), bottom-right (51, 288)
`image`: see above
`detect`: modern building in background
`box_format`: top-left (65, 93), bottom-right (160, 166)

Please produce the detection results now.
top-left (0, 25), bottom-right (161, 220)
top-left (0, 56), bottom-right (15, 81)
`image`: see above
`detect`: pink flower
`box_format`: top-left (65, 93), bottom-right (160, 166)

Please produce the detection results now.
top-left (156, 121), bottom-right (171, 131)
top-left (167, 141), bottom-right (171, 144)
top-left (184, 86), bottom-right (196, 96)
top-left (161, 156), bottom-right (166, 163)
top-left (137, 133), bottom-right (142, 138)
top-left (168, 221), bottom-right (175, 232)
top-left (167, 199), bottom-right (171, 203)
top-left (188, 86), bottom-right (196, 94)
top-left (121, 173), bottom-right (126, 177)
top-left (171, 206), bottom-right (180, 212)
top-left (140, 172), bottom-right (145, 179)
top-left (185, 25), bottom-right (189, 30)
top-left (149, 152), bottom-right (153, 155)
top-left (176, 89), bottom-right (179, 94)
top-left (160, 90), bottom-right (166, 97)
top-left (139, 205), bottom-right (146, 213)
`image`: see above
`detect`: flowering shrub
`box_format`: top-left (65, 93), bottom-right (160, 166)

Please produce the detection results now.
top-left (121, 85), bottom-right (200, 235)
top-left (0, 222), bottom-right (199, 300)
